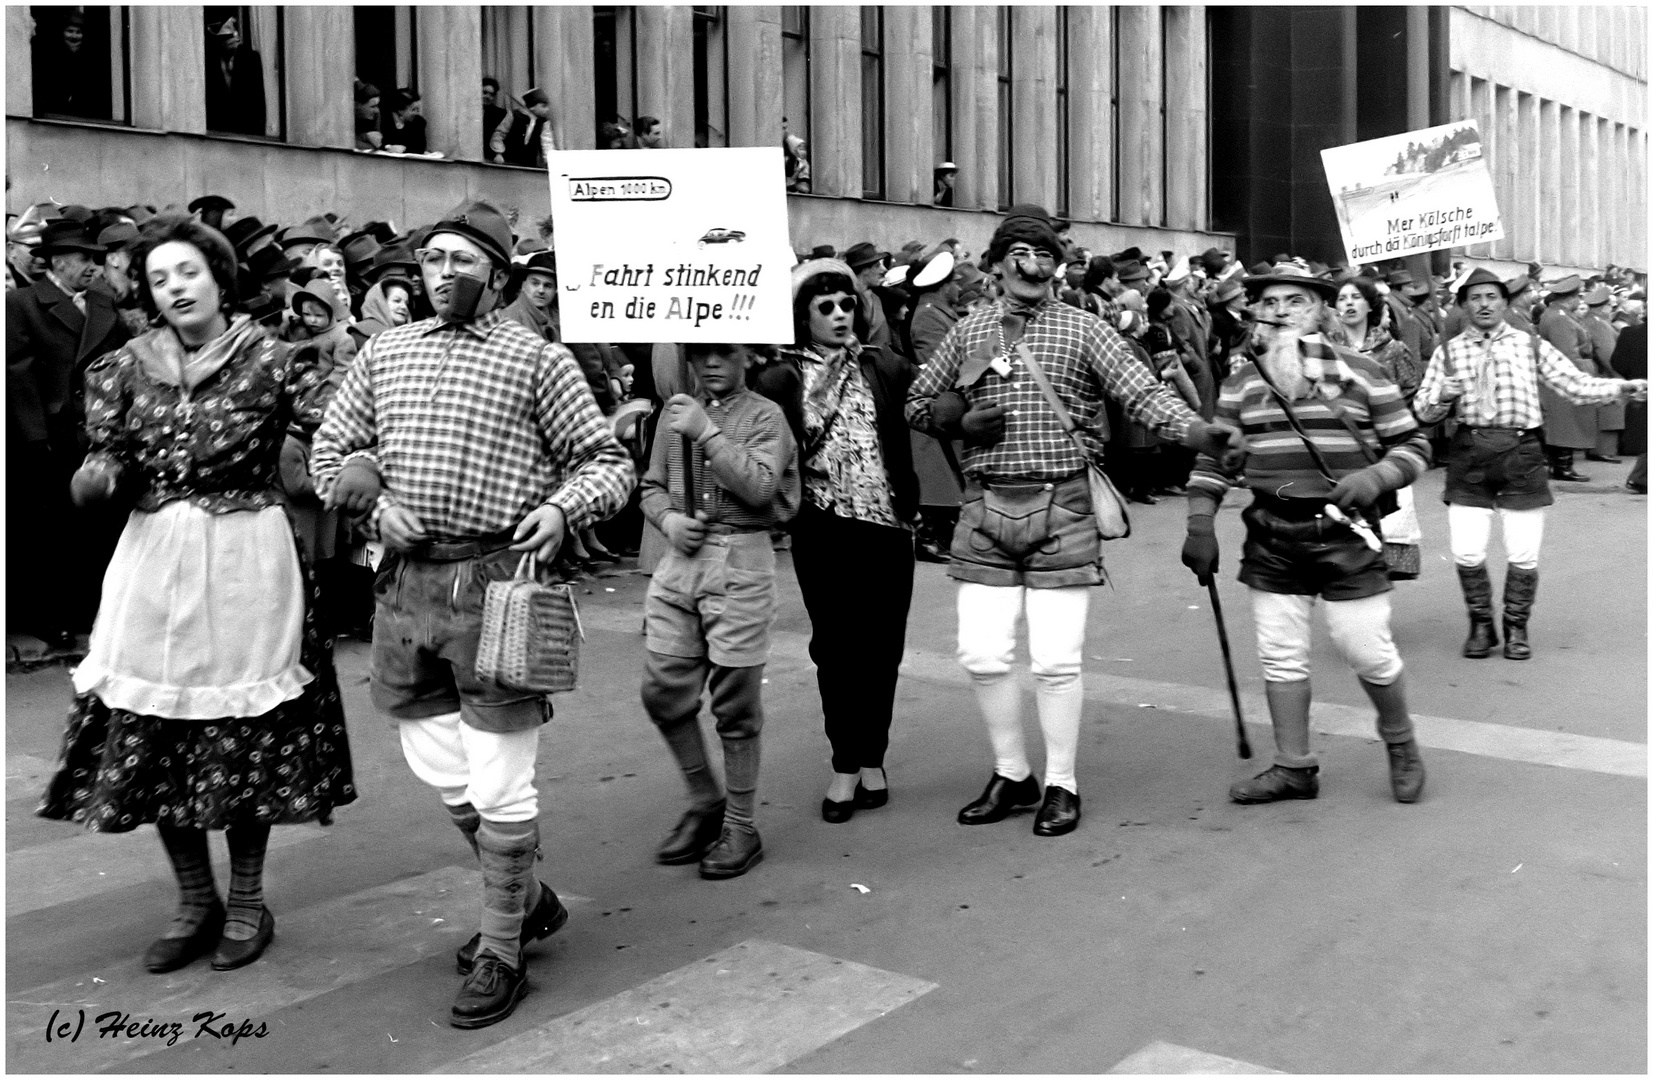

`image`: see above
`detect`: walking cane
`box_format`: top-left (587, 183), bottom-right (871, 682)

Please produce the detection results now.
top-left (1204, 576), bottom-right (1252, 759)
top-left (681, 435), bottom-right (696, 512)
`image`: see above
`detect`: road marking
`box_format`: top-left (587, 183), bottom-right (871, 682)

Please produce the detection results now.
top-left (1109, 1040), bottom-right (1284, 1074)
top-left (6, 866), bottom-right (588, 1072)
top-left (577, 607), bottom-right (1647, 778)
top-left (441, 938), bottom-right (938, 1074)
top-left (7, 823), bottom-right (330, 917)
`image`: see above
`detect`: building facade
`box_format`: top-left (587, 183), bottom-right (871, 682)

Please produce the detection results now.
top-left (5, 5), bottom-right (1646, 275)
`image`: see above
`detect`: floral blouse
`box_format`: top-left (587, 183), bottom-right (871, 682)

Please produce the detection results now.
top-left (82, 316), bottom-right (330, 515)
top-left (792, 342), bottom-right (901, 529)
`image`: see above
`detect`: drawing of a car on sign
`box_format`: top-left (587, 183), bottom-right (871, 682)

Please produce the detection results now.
top-left (698, 228), bottom-right (747, 247)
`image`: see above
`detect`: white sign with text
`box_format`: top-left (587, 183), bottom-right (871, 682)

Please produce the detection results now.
top-left (548, 147), bottom-right (794, 344)
top-left (1321, 120), bottom-right (1505, 265)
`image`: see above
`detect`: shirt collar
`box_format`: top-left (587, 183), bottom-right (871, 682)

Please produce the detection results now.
top-left (417, 306), bottom-right (507, 341)
top-left (46, 270), bottom-right (84, 301)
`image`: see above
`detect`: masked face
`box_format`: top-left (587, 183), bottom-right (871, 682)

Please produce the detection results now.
top-left (1255, 284), bottom-right (1322, 334)
top-left (808, 291), bottom-right (855, 347)
top-left (997, 243), bottom-right (1057, 303)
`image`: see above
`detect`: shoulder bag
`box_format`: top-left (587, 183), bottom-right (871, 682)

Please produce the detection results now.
top-left (1014, 342), bottom-right (1131, 540)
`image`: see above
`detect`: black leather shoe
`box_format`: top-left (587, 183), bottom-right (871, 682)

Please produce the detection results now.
top-left (1551, 467), bottom-right (1591, 482)
top-left (210, 907), bottom-right (274, 971)
top-left (451, 953), bottom-right (529, 1029)
top-left (655, 801), bottom-right (726, 865)
top-left (853, 778), bottom-right (888, 810)
top-left (699, 826), bottom-right (763, 879)
top-left (1229, 765), bottom-right (1320, 804)
top-left (820, 797), bottom-right (855, 823)
top-left (457, 881), bottom-right (569, 975)
top-left (957, 773), bottom-right (1042, 825)
top-left (1032, 787), bottom-right (1082, 836)
top-left (144, 903), bottom-right (225, 974)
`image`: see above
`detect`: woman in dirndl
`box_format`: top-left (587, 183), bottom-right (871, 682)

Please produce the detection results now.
top-left (38, 214), bottom-right (361, 973)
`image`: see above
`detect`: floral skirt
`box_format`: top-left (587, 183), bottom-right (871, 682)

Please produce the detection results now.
top-left (38, 510), bottom-right (357, 832)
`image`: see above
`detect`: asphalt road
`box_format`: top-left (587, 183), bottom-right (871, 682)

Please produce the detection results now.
top-left (6, 462), bottom-right (1646, 1074)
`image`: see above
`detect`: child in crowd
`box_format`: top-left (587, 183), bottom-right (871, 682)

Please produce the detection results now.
top-left (637, 342), bottom-right (800, 880)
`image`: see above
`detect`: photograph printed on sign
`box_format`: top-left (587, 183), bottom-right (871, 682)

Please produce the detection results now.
top-left (547, 146), bottom-right (794, 344)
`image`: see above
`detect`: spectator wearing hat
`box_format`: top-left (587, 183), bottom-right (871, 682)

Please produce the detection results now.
top-left (842, 242), bottom-right (897, 354)
top-left (381, 89), bottom-right (428, 154)
top-left (910, 211), bottom-right (1243, 835)
top-left (188, 195), bottom-right (236, 233)
top-left (904, 248), bottom-right (972, 561)
top-left (1181, 264), bottom-right (1430, 806)
top-left (1609, 319), bottom-right (1647, 493)
top-left (95, 222), bottom-right (151, 336)
top-left (1205, 274), bottom-right (1250, 386)
top-left (310, 197), bottom-right (634, 1029)
top-left (223, 216), bottom-right (278, 260)
top-left (7, 218), bottom-right (132, 648)
top-left (1414, 268), bottom-right (1647, 660)
top-left (278, 216), bottom-right (337, 264)
top-left (205, 16), bottom-right (266, 136)
top-left (1580, 286), bottom-right (1626, 463)
top-left (1535, 276), bottom-right (1600, 482)
top-left (497, 89), bottom-right (557, 167)
top-left (934, 162), bottom-right (958, 207)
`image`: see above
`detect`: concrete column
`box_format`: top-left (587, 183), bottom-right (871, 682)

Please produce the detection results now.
top-left (1163, 6), bottom-right (1207, 232)
top-left (1612, 122), bottom-right (1628, 266)
top-left (1469, 77), bottom-right (1493, 258)
top-left (7, 7), bottom-right (34, 118)
top-left (1578, 6), bottom-right (1597, 65)
top-left (1538, 98), bottom-right (1560, 264)
top-left (129, 6), bottom-right (207, 133)
top-left (635, 6), bottom-right (694, 149)
top-left (1636, 129), bottom-right (1648, 269)
top-left (726, 7), bottom-right (783, 150)
top-left (1065, 6), bottom-right (1110, 223)
top-left (530, 7), bottom-right (595, 152)
top-left (1012, 7), bottom-right (1058, 214)
top-left (970, 7), bottom-right (1000, 210)
top-left (1449, 69), bottom-right (1469, 123)
top-left (809, 7), bottom-right (861, 199)
top-left (1493, 85), bottom-right (1517, 261)
top-left (1558, 106), bottom-right (1580, 267)
top-left (394, 7), bottom-right (415, 87)
top-left (1406, 7), bottom-right (1431, 131)
top-left (417, 6), bottom-right (483, 161)
top-left (1579, 113), bottom-right (1600, 268)
top-left (1557, 4), bottom-right (1577, 55)
top-left (284, 6), bottom-right (354, 148)
top-left (1514, 92), bottom-right (1539, 263)
top-left (1115, 5), bottom-right (1164, 227)
top-left (948, 7), bottom-right (982, 210)
top-left (883, 6), bottom-right (934, 205)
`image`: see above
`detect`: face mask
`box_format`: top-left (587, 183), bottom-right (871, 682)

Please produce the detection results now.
top-left (445, 272), bottom-right (486, 322)
top-left (1013, 254), bottom-right (1056, 283)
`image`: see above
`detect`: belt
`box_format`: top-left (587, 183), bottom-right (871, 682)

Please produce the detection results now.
top-left (406, 530), bottom-right (517, 562)
top-left (973, 469), bottom-right (1086, 493)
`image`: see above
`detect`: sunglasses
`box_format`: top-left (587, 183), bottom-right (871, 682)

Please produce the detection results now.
top-left (814, 297), bottom-right (856, 316)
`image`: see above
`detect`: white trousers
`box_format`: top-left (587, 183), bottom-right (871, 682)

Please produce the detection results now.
top-left (399, 711), bottom-right (540, 822)
top-left (1447, 505), bottom-right (1545, 570)
top-left (1250, 590), bottom-right (1403, 686)
top-left (956, 583), bottom-right (1088, 794)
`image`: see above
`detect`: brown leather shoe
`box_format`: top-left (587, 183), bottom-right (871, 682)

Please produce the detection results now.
top-left (450, 953), bottom-right (529, 1029)
top-left (656, 801), bottom-right (726, 864)
top-left (1385, 740), bottom-right (1426, 803)
top-left (698, 826), bottom-right (763, 880)
top-left (1229, 765), bottom-right (1319, 804)
top-left (456, 881), bottom-right (568, 975)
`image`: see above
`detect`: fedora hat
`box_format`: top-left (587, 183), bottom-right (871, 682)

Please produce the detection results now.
top-left (1243, 262), bottom-right (1339, 301)
top-left (362, 242), bottom-right (419, 285)
top-left (1212, 277), bottom-right (1246, 305)
top-left (1583, 285), bottom-right (1612, 306)
top-left (36, 219), bottom-right (106, 258)
top-left (511, 250), bottom-right (558, 281)
top-left (1455, 266), bottom-right (1509, 304)
top-left (339, 230), bottom-right (382, 271)
top-left (223, 215), bottom-right (278, 254)
top-left (96, 222), bottom-right (141, 250)
top-left (278, 215), bottom-right (337, 249)
top-left (188, 194), bottom-right (235, 216)
top-left (1115, 259), bottom-right (1150, 284)
top-left (246, 243), bottom-right (298, 281)
top-left (428, 197), bottom-right (513, 270)
top-left (843, 242), bottom-right (890, 271)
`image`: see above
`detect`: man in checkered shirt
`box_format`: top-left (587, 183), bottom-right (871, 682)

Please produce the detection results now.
top-left (1414, 266), bottom-right (1647, 662)
top-left (310, 198), bottom-right (634, 1030)
top-left (907, 207), bottom-right (1242, 838)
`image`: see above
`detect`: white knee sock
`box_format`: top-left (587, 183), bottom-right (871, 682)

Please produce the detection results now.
top-left (1035, 675), bottom-right (1083, 794)
top-left (971, 673), bottom-right (1030, 782)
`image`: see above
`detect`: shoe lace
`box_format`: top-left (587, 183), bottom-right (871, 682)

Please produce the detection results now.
top-left (463, 955), bottom-right (509, 993)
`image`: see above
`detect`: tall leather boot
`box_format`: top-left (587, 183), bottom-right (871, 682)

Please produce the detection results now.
top-left (1359, 675), bottom-right (1425, 803)
top-left (453, 818), bottom-right (538, 1028)
top-left (1230, 680), bottom-right (1319, 803)
top-left (1549, 448), bottom-right (1590, 482)
top-left (1501, 564), bottom-right (1538, 660)
top-left (1455, 563), bottom-right (1499, 658)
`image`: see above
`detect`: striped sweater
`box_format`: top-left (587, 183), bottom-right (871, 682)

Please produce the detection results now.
top-left (1186, 342), bottom-right (1430, 510)
top-left (639, 387), bottom-right (802, 532)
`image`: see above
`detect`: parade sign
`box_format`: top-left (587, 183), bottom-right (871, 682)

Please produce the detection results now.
top-left (548, 147), bottom-right (794, 343)
top-left (1321, 120), bottom-right (1505, 265)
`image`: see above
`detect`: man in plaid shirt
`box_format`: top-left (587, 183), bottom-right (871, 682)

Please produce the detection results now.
top-left (1414, 266), bottom-right (1647, 661)
top-left (310, 198), bottom-right (634, 1029)
top-left (1180, 265), bottom-right (1432, 807)
top-left (908, 207), bottom-right (1242, 838)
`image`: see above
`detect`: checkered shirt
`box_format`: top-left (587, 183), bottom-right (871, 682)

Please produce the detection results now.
top-left (1413, 318), bottom-right (1627, 429)
top-left (310, 308), bottom-right (635, 540)
top-left (906, 297), bottom-right (1198, 481)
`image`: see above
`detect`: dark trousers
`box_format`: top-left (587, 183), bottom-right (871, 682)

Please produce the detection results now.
top-left (790, 503), bottom-right (916, 773)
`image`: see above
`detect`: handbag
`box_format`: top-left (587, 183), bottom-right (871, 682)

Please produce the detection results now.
top-left (1014, 341), bottom-right (1131, 540)
top-left (474, 554), bottom-right (585, 694)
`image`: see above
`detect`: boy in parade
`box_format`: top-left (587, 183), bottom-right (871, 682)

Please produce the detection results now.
top-left (639, 342), bottom-right (801, 879)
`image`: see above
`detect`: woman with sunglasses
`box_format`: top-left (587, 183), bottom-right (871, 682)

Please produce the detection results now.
top-left (752, 258), bottom-right (918, 822)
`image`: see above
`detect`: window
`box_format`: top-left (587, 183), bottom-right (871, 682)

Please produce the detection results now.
top-left (30, 6), bottom-right (127, 124)
top-left (593, 7), bottom-right (637, 146)
top-left (1056, 8), bottom-right (1070, 217)
top-left (932, 7), bottom-right (952, 196)
top-left (692, 6), bottom-right (728, 148)
top-left (782, 7), bottom-right (811, 192)
top-left (997, 7), bottom-right (1012, 209)
top-left (204, 6), bottom-right (283, 139)
top-left (861, 7), bottom-right (885, 199)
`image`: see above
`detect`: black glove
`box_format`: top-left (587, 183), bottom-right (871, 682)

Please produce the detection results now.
top-left (1180, 419), bottom-right (1245, 470)
top-left (928, 390), bottom-right (970, 436)
top-left (1328, 464), bottom-right (1389, 511)
top-left (1181, 515), bottom-right (1218, 584)
top-left (330, 459), bottom-right (382, 514)
top-left (959, 402), bottom-right (1008, 447)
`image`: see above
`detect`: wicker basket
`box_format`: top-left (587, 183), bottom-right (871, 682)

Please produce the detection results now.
top-left (475, 554), bottom-right (584, 694)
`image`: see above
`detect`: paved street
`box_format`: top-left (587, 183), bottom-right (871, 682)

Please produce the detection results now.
top-left (6, 464), bottom-right (1646, 1074)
